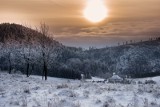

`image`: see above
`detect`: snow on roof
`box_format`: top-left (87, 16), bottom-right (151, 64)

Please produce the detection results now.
top-left (110, 75), bottom-right (123, 80)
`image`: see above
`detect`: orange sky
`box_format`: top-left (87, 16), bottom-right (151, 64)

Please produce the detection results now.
top-left (0, 0), bottom-right (160, 48)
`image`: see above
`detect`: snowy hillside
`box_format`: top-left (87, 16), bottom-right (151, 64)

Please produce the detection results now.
top-left (1, 23), bottom-right (160, 79)
top-left (86, 39), bottom-right (160, 78)
top-left (0, 72), bottom-right (160, 107)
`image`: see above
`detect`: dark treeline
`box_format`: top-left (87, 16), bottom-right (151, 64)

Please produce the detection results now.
top-left (118, 36), bottom-right (160, 46)
top-left (0, 23), bottom-right (160, 79)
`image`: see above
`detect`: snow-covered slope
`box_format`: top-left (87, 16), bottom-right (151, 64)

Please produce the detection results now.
top-left (0, 72), bottom-right (160, 107)
top-left (86, 40), bottom-right (160, 78)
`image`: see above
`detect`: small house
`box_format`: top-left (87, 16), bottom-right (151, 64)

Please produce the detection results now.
top-left (108, 73), bottom-right (123, 83)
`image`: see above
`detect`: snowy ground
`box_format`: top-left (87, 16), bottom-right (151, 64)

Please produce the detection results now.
top-left (0, 72), bottom-right (160, 107)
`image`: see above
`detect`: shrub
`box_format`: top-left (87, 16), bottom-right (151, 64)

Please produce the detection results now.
top-left (58, 90), bottom-right (77, 97)
top-left (23, 87), bottom-right (30, 94)
top-left (145, 80), bottom-right (156, 84)
top-left (95, 99), bottom-right (101, 104)
top-left (83, 90), bottom-right (89, 98)
top-left (57, 84), bottom-right (68, 89)
top-left (103, 96), bottom-right (116, 107)
top-left (72, 101), bottom-right (81, 107)
top-left (21, 96), bottom-right (27, 107)
top-left (153, 90), bottom-right (160, 98)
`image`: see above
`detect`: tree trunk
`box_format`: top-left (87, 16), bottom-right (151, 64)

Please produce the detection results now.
top-left (42, 53), bottom-right (48, 80)
top-left (42, 60), bottom-right (47, 80)
top-left (8, 53), bottom-right (12, 74)
top-left (44, 61), bottom-right (47, 80)
top-left (42, 60), bottom-right (45, 80)
top-left (42, 68), bottom-right (45, 80)
top-left (29, 64), bottom-right (34, 77)
top-left (26, 58), bottom-right (29, 77)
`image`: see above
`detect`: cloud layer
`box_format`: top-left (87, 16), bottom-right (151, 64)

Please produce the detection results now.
top-left (0, 0), bottom-right (160, 48)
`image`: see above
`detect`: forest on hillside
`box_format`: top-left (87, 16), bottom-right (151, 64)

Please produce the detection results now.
top-left (0, 23), bottom-right (160, 79)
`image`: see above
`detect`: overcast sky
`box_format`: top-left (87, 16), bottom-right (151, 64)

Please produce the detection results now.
top-left (0, 0), bottom-right (160, 48)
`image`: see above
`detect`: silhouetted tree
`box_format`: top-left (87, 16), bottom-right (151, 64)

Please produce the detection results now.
top-left (3, 37), bottom-right (15, 74)
top-left (22, 36), bottom-right (32, 77)
top-left (39, 23), bottom-right (53, 80)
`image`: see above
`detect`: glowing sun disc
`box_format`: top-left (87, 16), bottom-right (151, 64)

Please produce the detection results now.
top-left (83, 0), bottom-right (108, 23)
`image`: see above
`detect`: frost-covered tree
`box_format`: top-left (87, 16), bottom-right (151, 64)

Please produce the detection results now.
top-left (38, 23), bottom-right (53, 80)
top-left (3, 37), bottom-right (19, 74)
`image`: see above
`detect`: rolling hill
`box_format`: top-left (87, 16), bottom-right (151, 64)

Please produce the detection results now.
top-left (0, 23), bottom-right (160, 79)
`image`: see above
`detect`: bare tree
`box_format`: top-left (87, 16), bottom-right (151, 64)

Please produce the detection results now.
top-left (22, 26), bottom-right (40, 77)
top-left (3, 36), bottom-right (17, 74)
top-left (22, 35), bottom-right (32, 77)
top-left (39, 23), bottom-right (53, 80)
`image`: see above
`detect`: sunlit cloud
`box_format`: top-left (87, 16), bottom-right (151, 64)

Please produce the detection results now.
top-left (0, 0), bottom-right (160, 48)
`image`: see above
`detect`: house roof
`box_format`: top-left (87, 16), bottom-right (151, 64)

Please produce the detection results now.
top-left (110, 75), bottom-right (123, 80)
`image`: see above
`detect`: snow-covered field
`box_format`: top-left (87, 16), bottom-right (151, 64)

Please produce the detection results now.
top-left (0, 72), bottom-right (160, 107)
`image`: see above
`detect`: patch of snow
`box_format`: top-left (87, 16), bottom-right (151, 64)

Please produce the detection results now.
top-left (0, 72), bottom-right (160, 107)
top-left (86, 77), bottom-right (105, 82)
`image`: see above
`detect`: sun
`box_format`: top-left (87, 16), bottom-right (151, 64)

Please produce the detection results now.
top-left (83, 0), bottom-right (108, 23)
